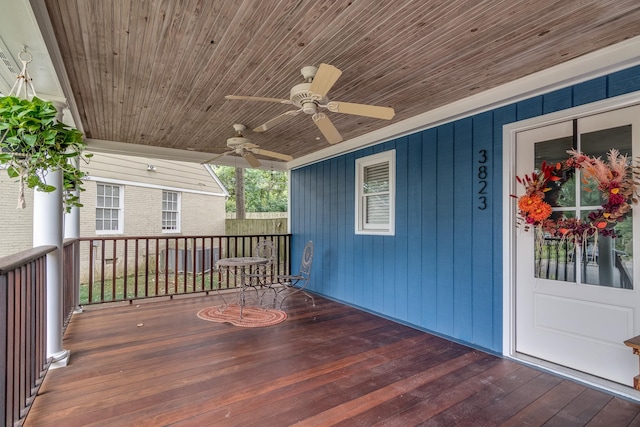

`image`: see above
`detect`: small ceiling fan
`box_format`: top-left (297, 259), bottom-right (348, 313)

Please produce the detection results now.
top-left (204, 124), bottom-right (293, 167)
top-left (225, 63), bottom-right (395, 145)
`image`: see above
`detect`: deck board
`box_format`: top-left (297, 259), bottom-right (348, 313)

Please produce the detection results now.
top-left (24, 294), bottom-right (640, 426)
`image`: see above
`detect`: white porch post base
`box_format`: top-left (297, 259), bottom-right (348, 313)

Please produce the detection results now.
top-left (49, 349), bottom-right (71, 369)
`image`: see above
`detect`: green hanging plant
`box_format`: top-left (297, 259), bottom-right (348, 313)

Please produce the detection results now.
top-left (0, 96), bottom-right (92, 212)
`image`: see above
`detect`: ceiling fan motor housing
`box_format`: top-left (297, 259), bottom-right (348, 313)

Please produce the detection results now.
top-left (227, 136), bottom-right (251, 148)
top-left (290, 82), bottom-right (325, 114)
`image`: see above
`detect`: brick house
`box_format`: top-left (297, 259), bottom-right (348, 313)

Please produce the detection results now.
top-left (0, 151), bottom-right (228, 258)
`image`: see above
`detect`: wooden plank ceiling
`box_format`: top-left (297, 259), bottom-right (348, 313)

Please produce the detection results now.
top-left (43, 0), bottom-right (640, 166)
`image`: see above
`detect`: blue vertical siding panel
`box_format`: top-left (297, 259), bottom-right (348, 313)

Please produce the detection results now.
top-left (543, 87), bottom-right (573, 114)
top-left (421, 128), bottom-right (438, 329)
top-left (361, 234), bottom-right (374, 308)
top-left (381, 234), bottom-right (395, 315)
top-left (322, 162), bottom-right (331, 293)
top-left (491, 104), bottom-right (516, 351)
top-left (436, 124), bottom-right (455, 335)
top-left (471, 111), bottom-right (496, 349)
top-left (608, 65), bottom-right (640, 97)
top-left (328, 160), bottom-right (337, 296)
top-left (516, 96), bottom-right (543, 121)
top-left (344, 153), bottom-right (356, 303)
top-left (307, 165), bottom-right (319, 291)
top-left (390, 139), bottom-right (408, 318)
top-left (336, 155), bottom-right (348, 302)
top-left (573, 77), bottom-right (607, 106)
top-left (453, 118), bottom-right (474, 342)
top-left (365, 232), bottom-right (384, 313)
top-left (314, 163), bottom-right (322, 292)
top-left (316, 163), bottom-right (324, 255)
top-left (406, 133), bottom-right (423, 325)
top-left (326, 159), bottom-right (339, 297)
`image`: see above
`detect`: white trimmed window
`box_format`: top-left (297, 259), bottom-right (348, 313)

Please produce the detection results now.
top-left (162, 190), bottom-right (181, 232)
top-left (355, 150), bottom-right (395, 235)
top-left (96, 183), bottom-right (123, 233)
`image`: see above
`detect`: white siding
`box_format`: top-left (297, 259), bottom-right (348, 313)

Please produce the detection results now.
top-left (83, 152), bottom-right (226, 194)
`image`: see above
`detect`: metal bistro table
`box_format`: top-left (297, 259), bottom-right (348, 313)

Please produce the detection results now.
top-left (215, 256), bottom-right (268, 318)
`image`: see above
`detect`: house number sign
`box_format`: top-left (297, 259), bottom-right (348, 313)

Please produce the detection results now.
top-left (477, 149), bottom-right (488, 210)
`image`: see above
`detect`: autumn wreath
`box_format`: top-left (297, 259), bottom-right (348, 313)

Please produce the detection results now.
top-left (515, 149), bottom-right (639, 245)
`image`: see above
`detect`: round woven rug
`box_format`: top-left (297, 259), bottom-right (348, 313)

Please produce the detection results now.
top-left (197, 304), bottom-right (287, 327)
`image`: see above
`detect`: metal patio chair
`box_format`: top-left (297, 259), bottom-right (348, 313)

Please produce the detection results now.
top-left (274, 240), bottom-right (315, 309)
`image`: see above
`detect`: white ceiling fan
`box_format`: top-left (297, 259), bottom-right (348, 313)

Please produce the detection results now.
top-left (225, 63), bottom-right (395, 145)
top-left (204, 124), bottom-right (293, 167)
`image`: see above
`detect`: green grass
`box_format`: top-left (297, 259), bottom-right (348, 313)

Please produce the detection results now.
top-left (79, 271), bottom-right (232, 304)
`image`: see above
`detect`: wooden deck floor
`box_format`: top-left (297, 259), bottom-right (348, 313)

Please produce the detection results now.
top-left (24, 293), bottom-right (640, 426)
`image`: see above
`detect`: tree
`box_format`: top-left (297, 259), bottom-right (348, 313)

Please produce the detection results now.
top-left (213, 166), bottom-right (288, 213)
top-left (235, 167), bottom-right (245, 219)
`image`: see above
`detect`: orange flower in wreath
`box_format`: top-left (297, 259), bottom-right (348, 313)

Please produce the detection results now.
top-left (518, 194), bottom-right (542, 212)
top-left (528, 201), bottom-right (552, 222)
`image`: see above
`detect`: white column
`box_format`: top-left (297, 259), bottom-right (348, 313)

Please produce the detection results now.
top-left (64, 158), bottom-right (83, 313)
top-left (33, 99), bottom-right (70, 368)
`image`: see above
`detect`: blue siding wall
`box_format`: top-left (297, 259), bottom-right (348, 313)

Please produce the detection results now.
top-left (290, 64), bottom-right (640, 353)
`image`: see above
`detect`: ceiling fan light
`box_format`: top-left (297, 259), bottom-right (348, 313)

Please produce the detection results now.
top-left (302, 101), bottom-right (317, 115)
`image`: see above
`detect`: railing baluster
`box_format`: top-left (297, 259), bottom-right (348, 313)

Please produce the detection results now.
top-left (88, 240), bottom-right (94, 303)
top-left (123, 239), bottom-right (129, 301)
top-left (112, 240), bottom-right (117, 300)
top-left (100, 240), bottom-right (106, 302)
top-left (134, 239), bottom-right (140, 299)
top-left (155, 239), bottom-right (160, 295)
top-left (145, 239), bottom-right (150, 298)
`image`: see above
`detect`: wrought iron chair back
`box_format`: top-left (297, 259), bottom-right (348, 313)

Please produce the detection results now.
top-left (275, 240), bottom-right (315, 308)
top-left (251, 239), bottom-right (276, 282)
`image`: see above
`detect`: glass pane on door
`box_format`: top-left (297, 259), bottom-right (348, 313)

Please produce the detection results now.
top-left (579, 125), bottom-right (633, 288)
top-left (533, 136), bottom-right (576, 282)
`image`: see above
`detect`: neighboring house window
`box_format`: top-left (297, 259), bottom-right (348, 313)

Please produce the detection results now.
top-left (355, 150), bottom-right (395, 235)
top-left (96, 183), bottom-right (123, 233)
top-left (162, 190), bottom-right (181, 232)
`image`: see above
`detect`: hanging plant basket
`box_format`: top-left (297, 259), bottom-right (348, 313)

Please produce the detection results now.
top-left (0, 95), bottom-right (92, 211)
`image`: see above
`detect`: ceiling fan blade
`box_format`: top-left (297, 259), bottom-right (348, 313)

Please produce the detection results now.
top-left (225, 95), bottom-right (292, 105)
top-left (251, 148), bottom-right (293, 162)
top-left (325, 101), bottom-right (395, 120)
top-left (202, 150), bottom-right (234, 164)
top-left (312, 113), bottom-right (343, 144)
top-left (253, 109), bottom-right (302, 132)
top-left (309, 63), bottom-right (342, 98)
top-left (242, 152), bottom-right (261, 168)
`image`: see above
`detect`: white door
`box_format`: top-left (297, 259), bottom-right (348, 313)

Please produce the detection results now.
top-left (515, 104), bottom-right (640, 386)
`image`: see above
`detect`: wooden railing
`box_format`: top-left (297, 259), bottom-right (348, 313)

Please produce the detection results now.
top-left (615, 251), bottom-right (633, 289)
top-left (78, 234), bottom-right (292, 305)
top-left (0, 245), bottom-right (55, 427)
